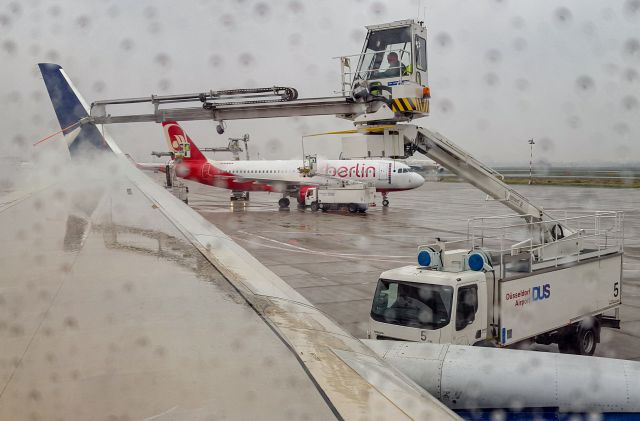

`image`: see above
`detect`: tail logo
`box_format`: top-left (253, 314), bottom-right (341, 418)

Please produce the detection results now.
top-left (163, 123), bottom-right (191, 158)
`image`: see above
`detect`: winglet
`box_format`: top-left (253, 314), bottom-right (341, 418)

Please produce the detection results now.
top-left (38, 63), bottom-right (112, 157)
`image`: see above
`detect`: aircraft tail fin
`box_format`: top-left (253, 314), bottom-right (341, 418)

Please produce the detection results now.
top-left (38, 63), bottom-right (118, 157)
top-left (162, 122), bottom-right (207, 162)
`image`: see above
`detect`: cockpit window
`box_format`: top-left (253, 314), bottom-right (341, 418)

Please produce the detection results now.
top-left (359, 27), bottom-right (412, 80)
top-left (371, 279), bottom-right (454, 330)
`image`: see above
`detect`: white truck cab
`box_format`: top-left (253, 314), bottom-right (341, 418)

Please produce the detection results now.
top-left (370, 263), bottom-right (487, 345)
top-left (368, 212), bottom-right (624, 355)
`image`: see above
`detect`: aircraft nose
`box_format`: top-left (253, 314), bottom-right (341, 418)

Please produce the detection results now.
top-left (412, 173), bottom-right (425, 188)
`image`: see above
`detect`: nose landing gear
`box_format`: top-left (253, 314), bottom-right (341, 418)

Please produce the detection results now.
top-left (382, 192), bottom-right (389, 207)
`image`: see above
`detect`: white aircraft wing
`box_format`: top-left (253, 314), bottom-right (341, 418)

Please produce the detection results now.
top-left (0, 63), bottom-right (459, 420)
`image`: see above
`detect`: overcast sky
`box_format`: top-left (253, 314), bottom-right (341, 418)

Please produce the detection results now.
top-left (1, 0), bottom-right (639, 166)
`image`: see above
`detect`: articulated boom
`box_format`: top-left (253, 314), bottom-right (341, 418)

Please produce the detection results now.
top-left (412, 126), bottom-right (546, 222)
top-left (397, 124), bottom-right (572, 242)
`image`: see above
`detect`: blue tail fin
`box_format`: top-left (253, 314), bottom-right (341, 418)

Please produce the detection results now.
top-left (38, 63), bottom-right (111, 157)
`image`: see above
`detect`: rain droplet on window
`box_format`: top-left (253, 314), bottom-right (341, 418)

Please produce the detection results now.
top-left (575, 75), bottom-right (595, 94)
top-left (92, 81), bottom-right (106, 93)
top-left (6, 90), bottom-right (20, 103)
top-left (238, 52), bottom-right (255, 67)
top-left (209, 54), bottom-right (224, 68)
top-left (623, 68), bottom-right (638, 82)
top-left (143, 6), bottom-right (156, 19)
top-left (484, 73), bottom-right (499, 86)
top-left (289, 33), bottom-right (302, 46)
top-left (8, 2), bottom-right (21, 16)
top-left (434, 32), bottom-right (453, 51)
top-left (155, 53), bottom-right (171, 68)
top-left (46, 49), bottom-right (60, 61)
top-left (621, 95), bottom-right (638, 111)
top-left (622, 38), bottom-right (640, 61)
top-left (120, 38), bottom-right (134, 51)
top-left (624, 0), bottom-right (640, 19)
top-left (148, 21), bottom-right (161, 34)
top-left (438, 98), bottom-right (454, 114)
top-left (515, 78), bottom-right (530, 91)
top-left (511, 16), bottom-right (525, 29)
top-left (485, 49), bottom-right (502, 63)
top-left (76, 15), bottom-right (90, 29)
top-left (220, 14), bottom-right (235, 29)
top-left (2, 39), bottom-right (17, 55)
top-left (107, 5), bottom-right (119, 18)
top-left (554, 7), bottom-right (573, 24)
top-left (567, 115), bottom-right (581, 129)
top-left (370, 2), bottom-right (386, 16)
top-left (254, 2), bottom-right (270, 19)
top-left (288, 1), bottom-right (304, 14)
top-left (158, 78), bottom-right (171, 92)
top-left (513, 37), bottom-right (527, 52)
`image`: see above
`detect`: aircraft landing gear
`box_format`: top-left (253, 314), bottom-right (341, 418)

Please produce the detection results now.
top-left (230, 191), bottom-right (249, 201)
top-left (278, 197), bottom-right (290, 209)
top-left (382, 193), bottom-right (389, 207)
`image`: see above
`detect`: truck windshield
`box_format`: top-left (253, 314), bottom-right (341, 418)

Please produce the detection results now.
top-left (370, 279), bottom-right (453, 329)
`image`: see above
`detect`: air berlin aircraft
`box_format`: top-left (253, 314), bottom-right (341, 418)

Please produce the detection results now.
top-left (140, 121), bottom-right (425, 208)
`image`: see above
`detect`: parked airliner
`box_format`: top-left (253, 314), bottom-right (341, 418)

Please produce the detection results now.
top-left (140, 122), bottom-right (424, 208)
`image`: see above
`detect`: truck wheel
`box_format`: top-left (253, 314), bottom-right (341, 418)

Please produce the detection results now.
top-left (310, 202), bottom-right (319, 212)
top-left (576, 326), bottom-right (597, 356)
top-left (348, 204), bottom-right (358, 213)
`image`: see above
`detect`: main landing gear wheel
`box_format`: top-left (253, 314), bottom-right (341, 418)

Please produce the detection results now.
top-left (278, 197), bottom-right (290, 208)
top-left (382, 199), bottom-right (389, 207)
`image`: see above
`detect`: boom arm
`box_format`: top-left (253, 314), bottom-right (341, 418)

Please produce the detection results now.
top-left (403, 126), bottom-right (574, 244)
top-left (411, 126), bottom-right (547, 223)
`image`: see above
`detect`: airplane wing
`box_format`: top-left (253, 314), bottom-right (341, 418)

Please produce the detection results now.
top-left (0, 63), bottom-right (459, 419)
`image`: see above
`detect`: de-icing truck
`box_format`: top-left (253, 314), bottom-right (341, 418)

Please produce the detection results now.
top-left (368, 212), bottom-right (624, 355)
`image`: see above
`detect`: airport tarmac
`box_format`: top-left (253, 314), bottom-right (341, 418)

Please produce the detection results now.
top-left (178, 177), bottom-right (640, 360)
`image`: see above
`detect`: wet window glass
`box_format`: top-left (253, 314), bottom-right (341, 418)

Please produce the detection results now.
top-left (415, 35), bottom-right (427, 71)
top-left (456, 284), bottom-right (478, 331)
top-left (371, 279), bottom-right (453, 329)
top-left (359, 27), bottom-right (412, 80)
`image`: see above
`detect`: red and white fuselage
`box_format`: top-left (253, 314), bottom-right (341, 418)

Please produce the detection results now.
top-left (142, 122), bottom-right (425, 196)
top-left (180, 159), bottom-right (425, 193)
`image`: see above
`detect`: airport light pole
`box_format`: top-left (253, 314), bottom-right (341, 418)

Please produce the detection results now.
top-left (528, 138), bottom-right (535, 185)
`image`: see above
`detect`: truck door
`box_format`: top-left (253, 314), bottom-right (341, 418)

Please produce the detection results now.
top-left (452, 284), bottom-right (483, 345)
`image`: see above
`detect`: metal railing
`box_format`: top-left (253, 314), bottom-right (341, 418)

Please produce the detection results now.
top-left (417, 211), bottom-right (624, 278)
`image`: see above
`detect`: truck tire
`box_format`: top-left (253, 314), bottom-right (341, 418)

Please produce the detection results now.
top-left (576, 326), bottom-right (597, 356)
top-left (310, 202), bottom-right (319, 212)
top-left (348, 203), bottom-right (358, 213)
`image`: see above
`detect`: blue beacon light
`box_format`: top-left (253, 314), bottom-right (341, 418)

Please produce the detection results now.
top-left (418, 250), bottom-right (431, 266)
top-left (467, 252), bottom-right (486, 271)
